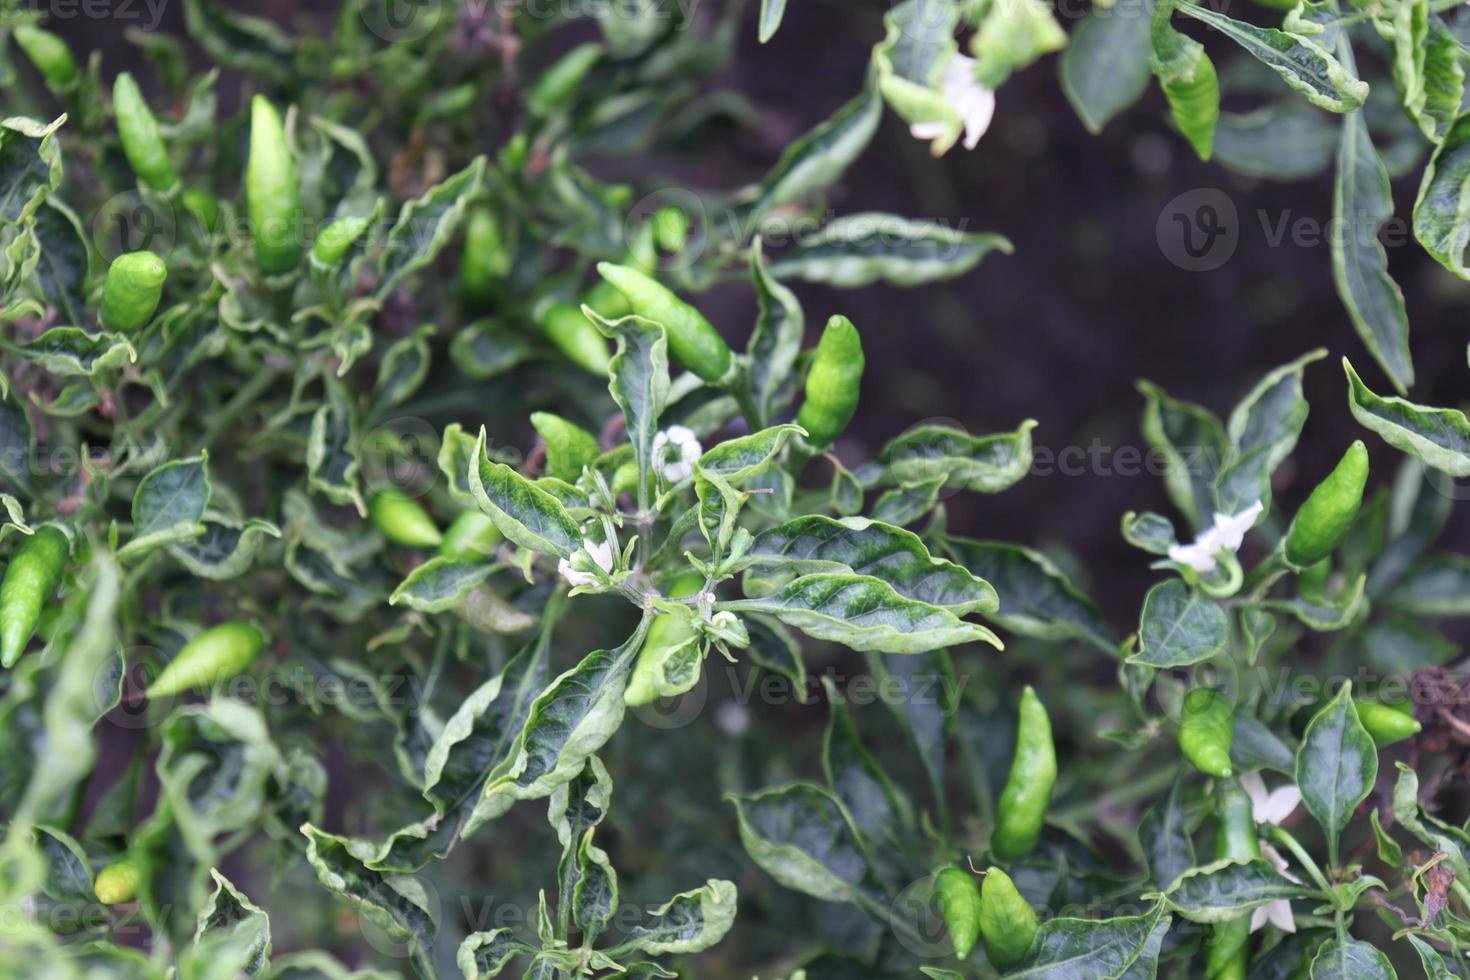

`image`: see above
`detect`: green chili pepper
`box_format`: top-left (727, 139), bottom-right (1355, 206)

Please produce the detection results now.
top-left (539, 303), bottom-right (611, 375)
top-left (369, 492), bottom-right (442, 548)
top-left (529, 42), bottom-right (601, 116)
top-left (312, 215), bottom-right (371, 269)
top-left (0, 526), bottom-right (69, 668)
top-left (439, 510), bottom-right (502, 563)
top-left (93, 858), bottom-right (141, 905)
top-left (113, 72), bottom-right (178, 193)
top-left (992, 686), bottom-right (1056, 860)
top-left (245, 95), bottom-right (302, 276)
top-left (597, 263), bottom-right (732, 383)
top-left (1178, 688), bottom-right (1234, 778)
top-left (979, 866), bottom-right (1038, 969)
top-left (653, 206), bottom-right (690, 254)
top-left (99, 251), bottom-right (167, 333)
top-left (626, 574), bottom-right (704, 707)
top-left (459, 205), bottom-right (508, 306)
top-left (12, 25), bottom-right (78, 89)
top-left (531, 412), bottom-right (600, 483)
top-left (1354, 699), bottom-right (1421, 747)
top-left (1205, 778), bottom-right (1258, 979)
top-left (1283, 441), bottom-right (1368, 569)
top-left (146, 622), bottom-right (264, 699)
top-left (933, 866), bottom-right (983, 961)
top-left (584, 280), bottom-right (631, 320)
top-left (796, 315), bottom-right (865, 449)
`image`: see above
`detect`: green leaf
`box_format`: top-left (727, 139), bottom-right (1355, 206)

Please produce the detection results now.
top-left (1332, 47), bottom-right (1413, 394)
top-left (168, 517), bottom-right (280, 581)
top-left (1295, 683), bottom-right (1376, 857)
top-left (970, 0), bottom-right (1066, 89)
top-left (30, 199), bottom-right (89, 328)
top-left (438, 422), bottom-right (480, 504)
top-left (1405, 935), bottom-right (1457, 980)
top-left (0, 115), bottom-right (64, 224)
top-left (1138, 776), bottom-right (1195, 890)
top-left (1309, 937), bottom-right (1396, 979)
top-left (0, 382), bottom-right (34, 496)
top-left (1344, 358), bottom-right (1470, 477)
top-left (1004, 902), bottom-right (1171, 978)
top-left (12, 327), bottom-right (137, 377)
top-left (469, 427), bottom-right (582, 559)
top-left (1231, 713), bottom-right (1295, 774)
top-left (1383, 555), bottom-right (1470, 615)
top-left (945, 538), bottom-right (1115, 653)
top-left (468, 617), bottom-right (651, 831)
top-left (749, 83), bottom-right (882, 219)
top-left (1059, 1), bottom-right (1155, 134)
top-left (1413, 112), bottom-right (1470, 279)
top-left (1122, 512), bottom-right (1178, 556)
top-left (722, 573), bottom-right (1001, 654)
top-left (1175, 4), bottom-right (1367, 112)
top-left (728, 783), bottom-right (876, 905)
top-left (875, 420), bottom-right (1035, 493)
top-left (607, 879), bottom-right (738, 957)
top-left (305, 381), bottom-right (365, 515)
top-left (301, 825), bottom-right (437, 979)
top-left (374, 325), bottom-right (433, 408)
top-left (191, 870), bottom-right (271, 978)
top-left (1217, 348), bottom-right (1324, 514)
top-left (121, 454), bottom-right (211, 559)
top-left (1138, 380), bottom-right (1226, 530)
top-left (698, 425), bottom-right (802, 483)
top-left (747, 516), bottom-right (997, 614)
top-left (1129, 580), bottom-right (1228, 668)
top-left (757, 0), bottom-right (787, 42)
top-left (157, 701), bottom-right (281, 848)
top-left (389, 557), bottom-right (495, 613)
top-left (1392, 1), bottom-right (1464, 144)
top-left (822, 678), bottom-right (912, 856)
top-left (449, 319), bottom-right (532, 379)
top-left (873, 0), bottom-right (962, 151)
top-left (33, 825), bottom-right (92, 903)
top-left (590, 311), bottom-right (668, 506)
top-left (376, 157), bottom-right (486, 300)
top-left (746, 238), bottom-right (805, 427)
top-left (458, 928), bottom-right (529, 978)
top-left (1159, 858), bottom-right (1311, 923)
top-left (182, 0), bottom-right (295, 83)
top-left (1214, 102), bottom-right (1337, 181)
top-left (768, 213), bottom-right (1012, 288)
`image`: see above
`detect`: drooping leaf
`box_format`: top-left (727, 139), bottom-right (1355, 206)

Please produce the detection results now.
top-left (1060, 0), bottom-right (1155, 134)
top-left (1344, 358), bottom-right (1470, 476)
top-left (945, 538), bottom-right (1115, 653)
top-left (768, 213), bottom-right (1011, 288)
top-left (376, 156), bottom-right (486, 299)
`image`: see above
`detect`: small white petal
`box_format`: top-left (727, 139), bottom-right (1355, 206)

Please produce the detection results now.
top-left (1240, 771), bottom-right (1270, 814)
top-left (960, 87), bottom-right (996, 149)
top-left (661, 461), bottom-right (693, 483)
top-left (666, 425), bottom-right (697, 447)
top-left (1212, 501), bottom-right (1264, 552)
top-left (557, 559), bottom-right (598, 588)
top-left (1259, 843), bottom-right (1302, 883)
top-left (1249, 905), bottom-right (1269, 933)
top-left (910, 121), bottom-right (949, 142)
top-left (1168, 540), bottom-right (1218, 573)
top-left (584, 537), bottom-right (615, 573)
top-left (1264, 899), bottom-right (1296, 933)
top-left (1259, 786), bottom-right (1302, 826)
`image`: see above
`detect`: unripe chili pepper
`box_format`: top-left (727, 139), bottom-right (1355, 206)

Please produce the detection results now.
top-left (1178, 688), bottom-right (1234, 778)
top-left (1354, 699), bottom-right (1421, 747)
top-left (369, 492), bottom-right (442, 548)
top-left (529, 42), bottom-right (601, 116)
top-left (312, 215), bottom-right (370, 268)
top-left (597, 263), bottom-right (732, 383)
top-left (626, 574), bottom-right (703, 707)
top-left (992, 686), bottom-right (1056, 860)
top-left (933, 866), bottom-right (983, 961)
top-left (979, 866), bottom-right (1038, 969)
top-left (1206, 778), bottom-right (1258, 979)
top-left (459, 205), bottom-right (508, 306)
top-left (584, 280), bottom-right (631, 320)
top-left (245, 95), bottom-right (302, 277)
top-left (12, 25), bottom-right (78, 88)
top-left (0, 526), bottom-right (69, 668)
top-left (145, 622), bottom-right (264, 699)
top-left (1283, 441), bottom-right (1368, 569)
top-left (531, 412), bottom-right (600, 483)
top-left (653, 206), bottom-right (690, 254)
top-left (439, 510), bottom-right (502, 563)
top-left (93, 858), bottom-right (141, 905)
top-left (795, 315), bottom-right (864, 449)
top-left (113, 72), bottom-right (178, 193)
top-left (539, 303), bottom-right (611, 375)
top-left (99, 251), bottom-right (167, 333)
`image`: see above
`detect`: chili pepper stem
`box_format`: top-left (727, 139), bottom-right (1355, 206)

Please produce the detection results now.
top-left (1268, 825), bottom-right (1332, 896)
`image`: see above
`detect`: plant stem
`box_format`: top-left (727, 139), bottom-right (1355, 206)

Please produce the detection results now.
top-left (195, 364), bottom-right (284, 453)
top-left (1270, 826), bottom-right (1333, 897)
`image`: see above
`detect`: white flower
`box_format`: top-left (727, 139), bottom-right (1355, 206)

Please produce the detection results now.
top-left (557, 535), bottom-right (615, 588)
top-left (910, 53), bottom-right (996, 152)
top-left (653, 425), bottom-right (702, 483)
top-left (1166, 501), bottom-right (1263, 574)
top-left (1240, 771), bottom-right (1302, 934)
